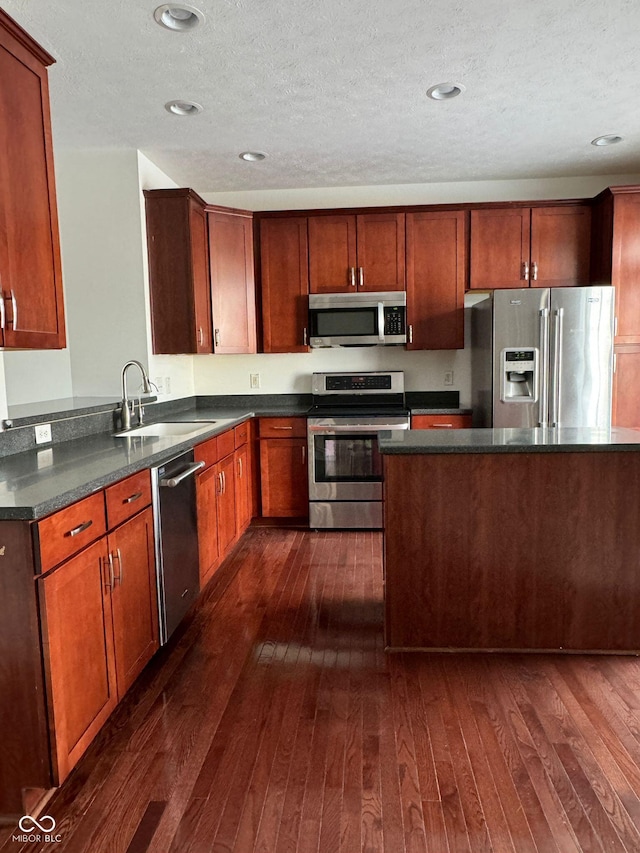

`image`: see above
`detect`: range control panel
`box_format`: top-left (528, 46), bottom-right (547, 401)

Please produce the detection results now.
top-left (326, 375), bottom-right (392, 391)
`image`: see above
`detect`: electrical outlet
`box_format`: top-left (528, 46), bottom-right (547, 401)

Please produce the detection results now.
top-left (165, 376), bottom-right (171, 394)
top-left (250, 373), bottom-right (261, 389)
top-left (34, 423), bottom-right (52, 445)
top-left (444, 371), bottom-right (454, 386)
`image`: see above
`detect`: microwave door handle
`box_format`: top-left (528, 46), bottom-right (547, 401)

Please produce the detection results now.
top-left (377, 302), bottom-right (385, 342)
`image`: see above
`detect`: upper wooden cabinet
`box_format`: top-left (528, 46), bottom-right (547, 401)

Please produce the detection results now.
top-left (0, 10), bottom-right (66, 349)
top-left (591, 186), bottom-right (640, 344)
top-left (469, 205), bottom-right (591, 290)
top-left (208, 208), bottom-right (257, 354)
top-left (144, 188), bottom-right (212, 354)
top-left (258, 217), bottom-right (309, 352)
top-left (308, 212), bottom-right (405, 293)
top-left (406, 210), bottom-right (467, 350)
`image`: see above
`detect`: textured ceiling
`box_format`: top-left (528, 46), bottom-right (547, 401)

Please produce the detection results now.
top-left (4, 0), bottom-right (640, 192)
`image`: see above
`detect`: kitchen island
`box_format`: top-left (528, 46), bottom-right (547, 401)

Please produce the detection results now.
top-left (381, 427), bottom-right (640, 653)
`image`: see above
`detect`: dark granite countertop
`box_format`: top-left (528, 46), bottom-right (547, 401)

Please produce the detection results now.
top-left (379, 426), bottom-right (640, 454)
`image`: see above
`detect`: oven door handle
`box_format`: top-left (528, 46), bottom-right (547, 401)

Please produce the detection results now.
top-left (308, 424), bottom-right (409, 433)
top-left (377, 302), bottom-right (385, 342)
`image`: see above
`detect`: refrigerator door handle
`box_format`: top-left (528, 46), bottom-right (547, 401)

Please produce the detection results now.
top-left (550, 308), bottom-right (563, 427)
top-left (538, 308), bottom-right (550, 426)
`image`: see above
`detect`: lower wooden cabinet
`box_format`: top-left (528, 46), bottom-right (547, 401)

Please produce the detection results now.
top-left (196, 464), bottom-right (220, 588)
top-left (234, 443), bottom-right (252, 535)
top-left (259, 437), bottom-right (309, 517)
top-left (215, 452), bottom-right (237, 557)
top-left (39, 538), bottom-right (117, 782)
top-left (39, 505), bottom-right (159, 783)
top-left (108, 508), bottom-right (159, 697)
top-left (411, 414), bottom-right (472, 429)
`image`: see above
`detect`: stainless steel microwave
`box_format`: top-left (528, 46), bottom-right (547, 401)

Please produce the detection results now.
top-left (308, 291), bottom-right (407, 347)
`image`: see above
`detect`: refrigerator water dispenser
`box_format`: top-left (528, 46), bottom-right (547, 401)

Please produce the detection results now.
top-left (500, 348), bottom-right (538, 402)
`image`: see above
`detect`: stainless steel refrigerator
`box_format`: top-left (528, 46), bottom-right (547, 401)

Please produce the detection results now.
top-left (471, 286), bottom-right (615, 428)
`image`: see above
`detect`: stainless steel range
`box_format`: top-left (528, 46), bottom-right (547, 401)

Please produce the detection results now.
top-left (307, 371), bottom-right (410, 529)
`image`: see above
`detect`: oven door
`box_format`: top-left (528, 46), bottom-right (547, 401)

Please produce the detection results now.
top-left (307, 417), bottom-right (408, 500)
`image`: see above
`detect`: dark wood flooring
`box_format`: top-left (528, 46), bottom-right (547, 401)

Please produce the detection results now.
top-left (4, 528), bottom-right (640, 851)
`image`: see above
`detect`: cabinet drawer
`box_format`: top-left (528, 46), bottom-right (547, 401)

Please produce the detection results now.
top-left (234, 420), bottom-right (249, 448)
top-left (105, 470), bottom-right (152, 530)
top-left (259, 417), bottom-right (307, 439)
top-left (411, 414), bottom-right (472, 429)
top-left (194, 435), bottom-right (219, 471)
top-left (217, 428), bottom-right (236, 460)
top-left (37, 492), bottom-right (107, 574)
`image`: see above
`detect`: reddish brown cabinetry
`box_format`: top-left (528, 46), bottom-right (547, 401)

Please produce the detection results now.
top-left (469, 205), bottom-right (591, 290)
top-left (208, 208), bottom-right (257, 354)
top-left (308, 213), bottom-right (405, 293)
top-left (144, 188), bottom-right (212, 354)
top-left (258, 217), bottom-right (310, 352)
top-left (0, 10), bottom-right (66, 349)
top-left (406, 211), bottom-right (467, 350)
top-left (411, 414), bottom-right (472, 429)
top-left (259, 418), bottom-right (309, 518)
top-left (37, 470), bottom-right (158, 784)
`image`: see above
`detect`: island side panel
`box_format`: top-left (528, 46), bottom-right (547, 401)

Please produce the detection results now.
top-left (383, 451), bottom-right (640, 651)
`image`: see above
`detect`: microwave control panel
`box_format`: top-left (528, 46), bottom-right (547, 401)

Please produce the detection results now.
top-left (384, 307), bottom-right (405, 335)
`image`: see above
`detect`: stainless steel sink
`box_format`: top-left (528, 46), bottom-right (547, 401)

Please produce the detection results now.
top-left (114, 421), bottom-right (218, 439)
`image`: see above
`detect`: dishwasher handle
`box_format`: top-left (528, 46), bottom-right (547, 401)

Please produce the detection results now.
top-left (160, 460), bottom-right (205, 488)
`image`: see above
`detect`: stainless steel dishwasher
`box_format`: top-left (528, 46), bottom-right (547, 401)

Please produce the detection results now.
top-left (151, 449), bottom-right (204, 644)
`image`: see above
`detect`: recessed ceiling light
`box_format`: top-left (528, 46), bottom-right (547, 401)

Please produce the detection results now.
top-left (426, 82), bottom-right (465, 100)
top-left (591, 134), bottom-right (623, 146)
top-left (239, 151), bottom-right (267, 162)
top-left (153, 4), bottom-right (204, 31)
top-left (164, 100), bottom-right (203, 116)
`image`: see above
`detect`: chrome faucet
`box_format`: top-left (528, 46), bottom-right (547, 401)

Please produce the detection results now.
top-left (119, 360), bottom-right (155, 431)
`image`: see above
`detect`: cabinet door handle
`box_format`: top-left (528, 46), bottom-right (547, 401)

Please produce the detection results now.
top-left (66, 519), bottom-right (93, 538)
top-left (214, 328), bottom-right (221, 347)
top-left (113, 548), bottom-right (123, 585)
top-left (0, 283), bottom-right (5, 331)
top-left (358, 266), bottom-right (364, 288)
top-left (217, 472), bottom-right (223, 495)
top-left (303, 326), bottom-right (308, 346)
top-left (124, 492), bottom-right (142, 504)
top-left (238, 457), bottom-right (243, 478)
top-left (301, 445), bottom-right (306, 464)
top-left (522, 261), bottom-right (530, 281)
top-left (222, 470), bottom-right (226, 494)
top-left (105, 553), bottom-right (115, 590)
top-left (349, 267), bottom-right (356, 287)
top-left (531, 261), bottom-right (538, 281)
top-left (408, 324), bottom-right (413, 344)
top-left (197, 326), bottom-right (204, 346)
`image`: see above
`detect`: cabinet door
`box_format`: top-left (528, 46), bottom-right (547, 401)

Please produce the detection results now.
top-left (260, 438), bottom-right (309, 517)
top-left (234, 445), bottom-right (252, 535)
top-left (611, 193), bottom-right (640, 343)
top-left (108, 508), bottom-right (159, 698)
top-left (190, 199), bottom-right (213, 352)
top-left (216, 454), bottom-right (237, 558)
top-left (613, 345), bottom-right (640, 428)
top-left (39, 538), bottom-right (117, 782)
top-left (308, 215), bottom-right (357, 293)
top-left (0, 20), bottom-right (65, 348)
top-left (196, 464), bottom-right (220, 588)
top-left (530, 206), bottom-right (591, 288)
top-left (259, 217), bottom-right (309, 352)
top-left (145, 189), bottom-right (211, 354)
top-left (469, 208), bottom-right (530, 289)
top-left (406, 211), bottom-right (467, 350)
top-left (209, 210), bottom-right (257, 353)
top-left (356, 213), bottom-right (405, 291)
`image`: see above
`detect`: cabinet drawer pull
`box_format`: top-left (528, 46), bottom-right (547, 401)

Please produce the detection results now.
top-left (431, 423), bottom-right (454, 428)
top-left (124, 492), bottom-right (142, 504)
top-left (272, 425), bottom-right (293, 430)
top-left (66, 519), bottom-right (93, 537)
